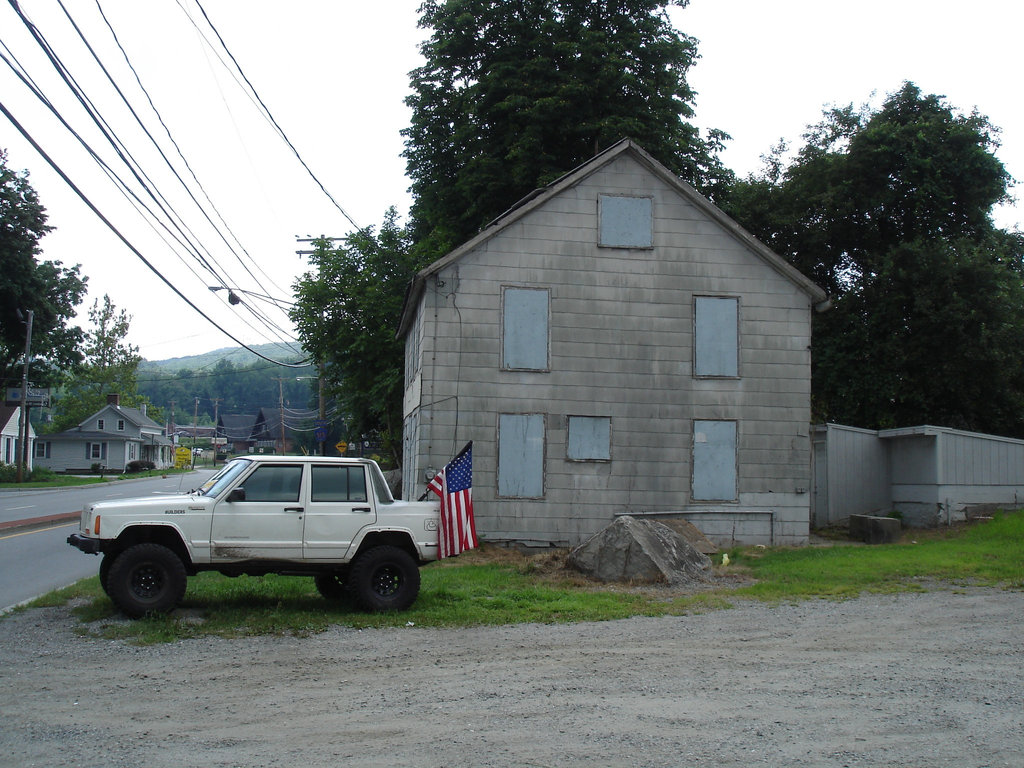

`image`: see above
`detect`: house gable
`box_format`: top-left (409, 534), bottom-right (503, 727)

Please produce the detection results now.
top-left (400, 139), bottom-right (825, 547)
top-left (36, 401), bottom-right (171, 473)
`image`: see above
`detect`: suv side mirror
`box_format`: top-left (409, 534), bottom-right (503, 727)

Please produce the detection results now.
top-left (227, 487), bottom-right (246, 502)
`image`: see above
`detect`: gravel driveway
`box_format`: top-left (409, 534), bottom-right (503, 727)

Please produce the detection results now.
top-left (1, 588), bottom-right (1021, 767)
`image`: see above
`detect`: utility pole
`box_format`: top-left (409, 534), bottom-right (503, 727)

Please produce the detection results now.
top-left (294, 235), bottom-right (344, 257)
top-left (192, 397), bottom-right (199, 468)
top-left (17, 310), bottom-right (33, 483)
top-left (319, 363), bottom-right (326, 456)
top-left (211, 398), bottom-right (221, 466)
top-left (272, 378), bottom-right (287, 454)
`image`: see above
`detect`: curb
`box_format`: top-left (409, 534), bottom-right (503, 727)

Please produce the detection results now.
top-left (0, 512), bottom-right (80, 535)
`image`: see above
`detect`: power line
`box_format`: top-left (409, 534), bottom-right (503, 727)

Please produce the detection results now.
top-left (2, 2), bottom-right (304, 352)
top-left (186, 0), bottom-right (362, 232)
top-left (0, 97), bottom-right (311, 368)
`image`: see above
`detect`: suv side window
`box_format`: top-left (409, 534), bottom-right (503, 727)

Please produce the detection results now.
top-left (310, 465), bottom-right (367, 502)
top-left (239, 464), bottom-right (303, 502)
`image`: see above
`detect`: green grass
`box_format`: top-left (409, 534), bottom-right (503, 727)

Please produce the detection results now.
top-left (730, 510), bottom-right (1024, 600)
top-left (18, 510), bottom-right (1024, 644)
top-left (1, 475), bottom-right (110, 489)
top-left (0, 467), bottom-right (195, 489)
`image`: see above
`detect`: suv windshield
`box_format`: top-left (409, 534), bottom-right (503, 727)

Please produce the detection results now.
top-left (198, 459), bottom-right (251, 497)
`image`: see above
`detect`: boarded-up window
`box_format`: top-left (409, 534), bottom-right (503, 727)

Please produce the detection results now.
top-left (502, 287), bottom-right (549, 371)
top-left (567, 416), bottom-right (611, 461)
top-left (693, 420), bottom-right (737, 501)
top-left (599, 195), bottom-right (653, 248)
top-left (498, 413), bottom-right (545, 497)
top-left (695, 296), bottom-right (739, 377)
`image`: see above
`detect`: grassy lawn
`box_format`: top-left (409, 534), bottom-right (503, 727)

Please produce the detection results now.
top-left (22, 510), bottom-right (1024, 645)
top-left (0, 467), bottom-right (196, 489)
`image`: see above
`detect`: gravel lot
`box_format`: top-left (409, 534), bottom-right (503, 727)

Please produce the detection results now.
top-left (1, 588), bottom-right (1021, 768)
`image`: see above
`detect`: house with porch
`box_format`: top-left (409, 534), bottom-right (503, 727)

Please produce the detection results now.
top-left (398, 139), bottom-right (829, 547)
top-left (1, 405), bottom-right (35, 471)
top-left (35, 395), bottom-right (173, 473)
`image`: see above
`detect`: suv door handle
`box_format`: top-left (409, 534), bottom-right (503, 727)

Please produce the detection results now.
top-left (285, 506), bottom-right (304, 512)
top-left (353, 507), bottom-right (372, 513)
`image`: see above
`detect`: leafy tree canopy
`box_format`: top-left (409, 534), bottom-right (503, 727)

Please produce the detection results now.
top-left (403, 0), bottom-right (731, 255)
top-left (724, 82), bottom-right (1024, 435)
top-left (0, 149), bottom-right (87, 387)
top-left (51, 295), bottom-right (146, 432)
top-left (291, 209), bottom-right (419, 464)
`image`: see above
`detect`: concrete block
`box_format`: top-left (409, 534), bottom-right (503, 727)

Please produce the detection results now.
top-left (849, 514), bottom-right (901, 544)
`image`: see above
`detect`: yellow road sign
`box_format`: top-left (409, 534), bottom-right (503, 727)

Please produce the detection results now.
top-left (335, 441), bottom-right (348, 454)
top-left (174, 446), bottom-right (192, 468)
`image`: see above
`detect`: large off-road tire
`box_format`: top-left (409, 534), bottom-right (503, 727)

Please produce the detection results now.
top-left (314, 571), bottom-right (348, 601)
top-left (98, 552), bottom-right (115, 596)
top-left (348, 545), bottom-right (420, 612)
top-left (106, 543), bottom-right (188, 619)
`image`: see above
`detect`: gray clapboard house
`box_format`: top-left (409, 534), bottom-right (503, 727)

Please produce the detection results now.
top-left (398, 139), bottom-right (829, 547)
top-left (35, 395), bottom-right (172, 473)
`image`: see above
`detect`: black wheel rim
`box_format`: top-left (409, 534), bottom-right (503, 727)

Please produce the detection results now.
top-left (130, 563), bottom-right (165, 601)
top-left (371, 565), bottom-right (401, 597)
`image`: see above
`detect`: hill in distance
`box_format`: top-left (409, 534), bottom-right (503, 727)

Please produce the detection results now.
top-left (140, 343), bottom-right (308, 372)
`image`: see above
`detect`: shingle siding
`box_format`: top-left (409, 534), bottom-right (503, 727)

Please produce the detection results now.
top-left (402, 141), bottom-right (824, 547)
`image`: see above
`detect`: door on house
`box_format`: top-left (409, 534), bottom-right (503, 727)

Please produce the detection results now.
top-left (692, 420), bottom-right (737, 502)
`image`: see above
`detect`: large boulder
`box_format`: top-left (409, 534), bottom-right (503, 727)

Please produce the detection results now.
top-left (568, 516), bottom-right (713, 586)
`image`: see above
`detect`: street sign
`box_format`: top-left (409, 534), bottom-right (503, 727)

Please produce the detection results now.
top-left (5, 387), bottom-right (50, 407)
top-left (174, 446), bottom-right (192, 469)
top-left (335, 441), bottom-right (348, 454)
top-left (314, 427), bottom-right (327, 443)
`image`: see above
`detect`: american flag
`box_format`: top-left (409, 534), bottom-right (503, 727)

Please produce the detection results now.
top-left (427, 442), bottom-right (477, 558)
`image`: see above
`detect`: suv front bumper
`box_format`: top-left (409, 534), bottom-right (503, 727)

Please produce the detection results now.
top-left (67, 533), bottom-right (102, 555)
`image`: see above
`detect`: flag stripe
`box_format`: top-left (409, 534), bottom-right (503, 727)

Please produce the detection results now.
top-left (427, 442), bottom-right (476, 558)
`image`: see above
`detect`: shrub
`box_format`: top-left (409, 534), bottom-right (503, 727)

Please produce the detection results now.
top-left (124, 460), bottom-right (155, 474)
top-left (0, 464), bottom-right (17, 483)
top-left (29, 467), bottom-right (57, 482)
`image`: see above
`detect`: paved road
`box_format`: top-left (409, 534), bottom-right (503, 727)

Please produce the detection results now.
top-left (0, 472), bottom-right (210, 526)
top-left (0, 471), bottom-right (216, 611)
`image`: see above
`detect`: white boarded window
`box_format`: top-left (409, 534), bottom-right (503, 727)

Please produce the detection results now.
top-left (695, 296), bottom-right (739, 377)
top-left (692, 420), bottom-right (737, 501)
top-left (498, 413), bottom-right (545, 497)
top-left (599, 195), bottom-right (653, 248)
top-left (567, 416), bottom-right (611, 461)
top-left (502, 287), bottom-right (549, 371)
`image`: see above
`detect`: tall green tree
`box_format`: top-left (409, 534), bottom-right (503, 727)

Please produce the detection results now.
top-left (52, 295), bottom-right (145, 431)
top-left (725, 82), bottom-right (1024, 435)
top-left (0, 149), bottom-right (87, 386)
top-left (403, 0), bottom-right (731, 255)
top-left (291, 209), bottom-right (419, 465)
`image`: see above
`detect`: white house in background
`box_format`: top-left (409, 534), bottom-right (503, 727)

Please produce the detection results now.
top-left (0, 405), bottom-right (35, 471)
top-left (398, 139), bottom-right (829, 548)
top-left (35, 394), bottom-right (173, 473)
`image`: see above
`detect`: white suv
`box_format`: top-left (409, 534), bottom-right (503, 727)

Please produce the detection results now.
top-left (68, 456), bottom-right (440, 618)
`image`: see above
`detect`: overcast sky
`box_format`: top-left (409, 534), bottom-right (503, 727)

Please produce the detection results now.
top-left (2, 0), bottom-right (1020, 363)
